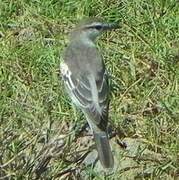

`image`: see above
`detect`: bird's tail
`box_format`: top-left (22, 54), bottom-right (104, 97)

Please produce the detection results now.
top-left (93, 131), bottom-right (114, 169)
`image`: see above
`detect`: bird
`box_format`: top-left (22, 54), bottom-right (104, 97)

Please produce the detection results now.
top-left (60, 18), bottom-right (119, 169)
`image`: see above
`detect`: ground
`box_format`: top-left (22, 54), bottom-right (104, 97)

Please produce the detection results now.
top-left (0, 0), bottom-right (179, 179)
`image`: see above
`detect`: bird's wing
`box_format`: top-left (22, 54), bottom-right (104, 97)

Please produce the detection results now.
top-left (60, 61), bottom-right (109, 129)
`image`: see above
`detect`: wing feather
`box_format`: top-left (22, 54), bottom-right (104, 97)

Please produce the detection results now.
top-left (61, 50), bottom-right (109, 131)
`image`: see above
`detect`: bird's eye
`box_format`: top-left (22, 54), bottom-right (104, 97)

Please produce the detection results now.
top-left (94, 25), bottom-right (103, 30)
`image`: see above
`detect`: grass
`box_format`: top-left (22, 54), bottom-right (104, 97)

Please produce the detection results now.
top-left (0, 0), bottom-right (179, 179)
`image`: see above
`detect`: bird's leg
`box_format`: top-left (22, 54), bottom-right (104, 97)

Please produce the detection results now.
top-left (107, 124), bottom-right (117, 139)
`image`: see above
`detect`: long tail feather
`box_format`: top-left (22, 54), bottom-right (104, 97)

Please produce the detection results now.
top-left (93, 131), bottom-right (114, 169)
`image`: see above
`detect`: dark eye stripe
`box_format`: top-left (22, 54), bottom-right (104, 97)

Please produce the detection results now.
top-left (94, 25), bottom-right (102, 30)
top-left (85, 24), bottom-right (103, 30)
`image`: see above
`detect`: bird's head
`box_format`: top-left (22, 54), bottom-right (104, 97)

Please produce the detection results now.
top-left (70, 18), bottom-right (120, 42)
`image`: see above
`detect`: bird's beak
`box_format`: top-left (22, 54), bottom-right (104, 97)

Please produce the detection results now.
top-left (103, 22), bottom-right (120, 30)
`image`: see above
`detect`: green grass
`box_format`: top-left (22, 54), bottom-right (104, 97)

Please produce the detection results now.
top-left (0, 0), bottom-right (179, 179)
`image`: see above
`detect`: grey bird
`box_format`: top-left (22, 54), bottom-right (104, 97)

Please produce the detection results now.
top-left (60, 18), bottom-right (119, 169)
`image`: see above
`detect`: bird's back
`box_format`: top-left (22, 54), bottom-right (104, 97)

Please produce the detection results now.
top-left (64, 41), bottom-right (105, 81)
